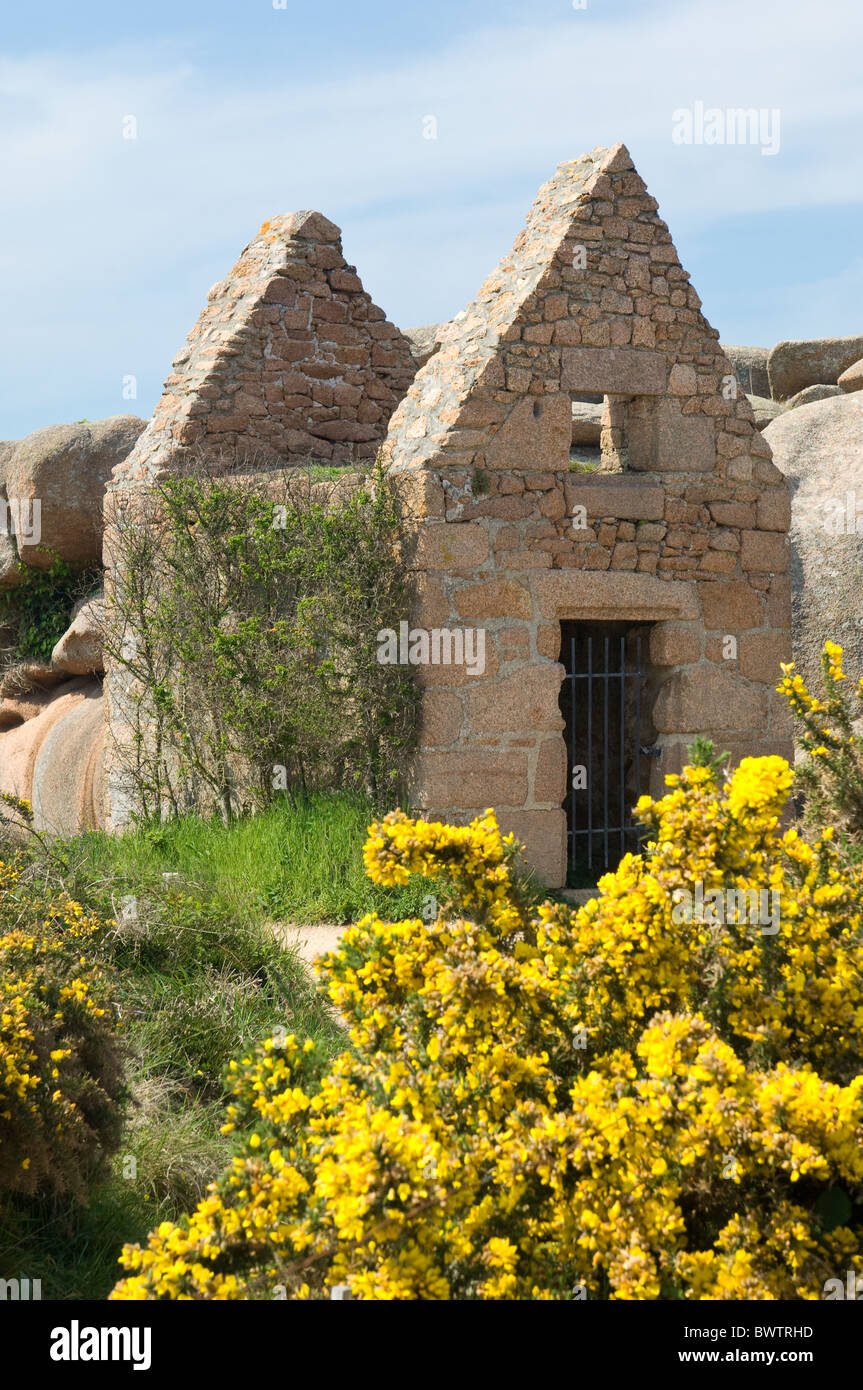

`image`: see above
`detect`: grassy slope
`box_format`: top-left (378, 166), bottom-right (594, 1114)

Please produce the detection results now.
top-left (0, 792), bottom-right (434, 1299)
top-left (63, 791), bottom-right (433, 926)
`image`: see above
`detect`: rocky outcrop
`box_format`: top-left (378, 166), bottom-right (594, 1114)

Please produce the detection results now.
top-left (746, 395), bottom-right (786, 429)
top-left (764, 392), bottom-right (863, 688)
top-left (0, 483), bottom-right (22, 586)
top-left (0, 412), bottom-right (133, 829)
top-left (403, 323), bottom-right (445, 370)
top-left (0, 420), bottom-right (123, 832)
top-left (838, 357), bottom-right (863, 393)
top-left (0, 689), bottom-right (54, 729)
top-left (51, 594), bottom-right (104, 676)
top-left (0, 678), bottom-right (105, 834)
top-left (767, 336), bottom-right (863, 402)
top-left (0, 663), bottom-right (65, 696)
top-left (788, 384), bottom-right (842, 408)
top-left (721, 345), bottom-right (770, 398)
top-left (2, 417), bottom-right (146, 572)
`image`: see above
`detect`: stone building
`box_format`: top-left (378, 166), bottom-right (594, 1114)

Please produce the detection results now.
top-left (385, 142), bottom-right (793, 886)
top-left (113, 209), bottom-right (416, 486)
top-left (95, 140), bottom-right (792, 885)
top-left (102, 210), bottom-right (416, 829)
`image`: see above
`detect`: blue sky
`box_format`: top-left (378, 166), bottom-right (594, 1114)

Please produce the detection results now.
top-left (2, 0), bottom-right (861, 438)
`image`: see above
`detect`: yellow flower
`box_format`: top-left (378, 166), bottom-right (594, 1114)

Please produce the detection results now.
top-left (110, 751), bottom-right (863, 1305)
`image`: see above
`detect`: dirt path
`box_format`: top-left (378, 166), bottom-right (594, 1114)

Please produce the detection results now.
top-left (269, 921), bottom-right (346, 966)
top-left (269, 892), bottom-right (598, 968)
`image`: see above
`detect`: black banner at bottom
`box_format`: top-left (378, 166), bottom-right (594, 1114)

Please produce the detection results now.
top-left (4, 1294), bottom-right (856, 1379)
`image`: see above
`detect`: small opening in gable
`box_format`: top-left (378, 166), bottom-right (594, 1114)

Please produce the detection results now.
top-left (569, 390), bottom-right (602, 474)
top-left (569, 392), bottom-right (658, 475)
top-left (599, 394), bottom-right (629, 473)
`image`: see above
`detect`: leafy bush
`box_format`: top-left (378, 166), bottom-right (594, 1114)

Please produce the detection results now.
top-left (0, 557), bottom-right (100, 664)
top-left (112, 756), bottom-right (863, 1301)
top-left (779, 640), bottom-right (863, 853)
top-left (105, 458), bottom-right (419, 822)
top-left (0, 811), bottom-right (124, 1200)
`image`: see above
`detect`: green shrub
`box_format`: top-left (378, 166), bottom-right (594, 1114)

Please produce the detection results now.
top-left (104, 458), bottom-right (419, 822)
top-left (113, 774), bottom-right (863, 1302)
top-left (0, 557), bottom-right (100, 664)
top-left (0, 835), bottom-right (124, 1201)
top-left (779, 640), bottom-right (863, 856)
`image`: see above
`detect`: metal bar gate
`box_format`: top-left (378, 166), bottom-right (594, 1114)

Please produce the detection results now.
top-left (561, 623), bottom-right (653, 880)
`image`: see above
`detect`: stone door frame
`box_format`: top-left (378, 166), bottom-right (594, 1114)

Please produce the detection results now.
top-left (530, 570), bottom-right (700, 886)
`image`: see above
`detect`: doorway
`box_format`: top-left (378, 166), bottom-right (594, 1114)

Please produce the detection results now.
top-left (560, 620), bottom-right (656, 884)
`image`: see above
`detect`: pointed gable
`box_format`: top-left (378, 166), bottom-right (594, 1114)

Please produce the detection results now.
top-left (113, 210), bottom-right (416, 488)
top-left (383, 142), bottom-right (767, 478)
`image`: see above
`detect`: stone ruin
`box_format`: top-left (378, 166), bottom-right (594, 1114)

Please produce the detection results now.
top-left (115, 209), bottom-right (416, 485)
top-left (102, 210), bottom-right (417, 830)
top-left (383, 142), bottom-right (792, 884)
top-left (0, 143), bottom-right (796, 887)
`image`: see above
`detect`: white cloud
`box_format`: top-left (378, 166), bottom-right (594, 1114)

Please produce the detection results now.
top-left (1, 0), bottom-right (862, 434)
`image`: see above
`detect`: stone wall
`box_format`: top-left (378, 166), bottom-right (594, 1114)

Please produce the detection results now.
top-left (97, 151), bottom-right (794, 878)
top-left (386, 143), bottom-right (793, 886)
top-left (114, 210), bottom-right (416, 488)
top-left (102, 210), bottom-right (418, 831)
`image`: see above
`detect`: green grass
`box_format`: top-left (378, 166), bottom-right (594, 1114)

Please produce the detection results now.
top-left (0, 1182), bottom-right (156, 1301)
top-left (0, 849), bottom-right (341, 1298)
top-left (58, 790), bottom-right (435, 927)
top-left (0, 791), bottom-right (443, 1298)
top-left (568, 456), bottom-right (602, 473)
top-left (290, 459), bottom-right (370, 481)
top-left (0, 1080), bottom-right (231, 1300)
top-left (3, 791), bottom-right (526, 1297)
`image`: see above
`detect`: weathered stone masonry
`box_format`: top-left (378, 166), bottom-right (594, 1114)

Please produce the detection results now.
top-left (103, 211), bottom-right (416, 829)
top-left (100, 143), bottom-right (793, 885)
top-left (114, 209), bottom-right (416, 486)
top-left (384, 142), bottom-right (793, 886)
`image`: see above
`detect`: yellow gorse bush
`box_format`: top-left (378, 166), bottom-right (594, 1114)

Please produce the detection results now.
top-left (777, 640), bottom-right (863, 846)
top-left (0, 811), bottom-right (124, 1199)
top-left (113, 743), bottom-right (863, 1300)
